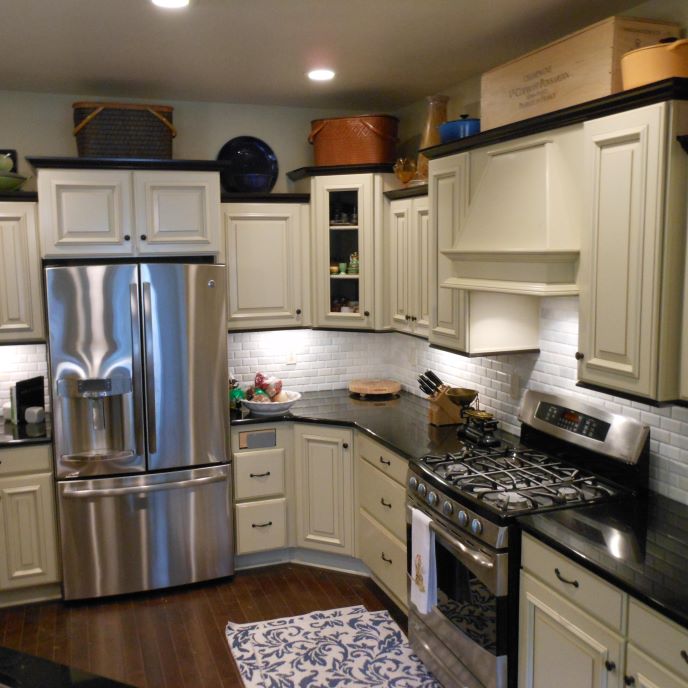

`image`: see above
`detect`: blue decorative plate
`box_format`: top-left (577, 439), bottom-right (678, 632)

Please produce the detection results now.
top-left (217, 136), bottom-right (278, 193)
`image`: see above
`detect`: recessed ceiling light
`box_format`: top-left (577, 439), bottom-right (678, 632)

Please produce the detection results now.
top-left (151, 0), bottom-right (189, 8)
top-left (308, 69), bottom-right (335, 82)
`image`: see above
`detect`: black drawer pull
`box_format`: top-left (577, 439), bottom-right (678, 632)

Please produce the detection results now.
top-left (681, 649), bottom-right (688, 664)
top-left (380, 498), bottom-right (392, 509)
top-left (379, 457), bottom-right (391, 466)
top-left (624, 677), bottom-right (635, 686)
top-left (605, 660), bottom-right (616, 672)
top-left (252, 521), bottom-right (272, 528)
top-left (554, 568), bottom-right (579, 588)
top-left (249, 471), bottom-right (271, 478)
top-left (381, 552), bottom-right (392, 564)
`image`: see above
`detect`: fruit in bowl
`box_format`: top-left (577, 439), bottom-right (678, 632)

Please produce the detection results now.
top-left (241, 390), bottom-right (301, 416)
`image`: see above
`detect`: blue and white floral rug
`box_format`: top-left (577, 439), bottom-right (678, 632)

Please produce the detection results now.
top-left (225, 605), bottom-right (441, 687)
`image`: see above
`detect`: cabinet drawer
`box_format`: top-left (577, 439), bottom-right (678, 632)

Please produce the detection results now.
top-left (0, 444), bottom-right (52, 476)
top-left (521, 534), bottom-right (625, 632)
top-left (358, 509), bottom-right (407, 608)
top-left (629, 598), bottom-right (688, 682)
top-left (358, 458), bottom-right (405, 541)
top-left (357, 433), bottom-right (407, 486)
top-left (234, 448), bottom-right (285, 500)
top-left (235, 498), bottom-right (287, 554)
top-left (627, 645), bottom-right (687, 688)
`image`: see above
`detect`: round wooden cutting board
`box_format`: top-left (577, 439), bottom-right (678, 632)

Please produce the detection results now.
top-left (348, 379), bottom-right (401, 396)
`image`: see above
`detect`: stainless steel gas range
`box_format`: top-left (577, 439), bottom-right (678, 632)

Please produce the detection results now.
top-left (406, 390), bottom-right (650, 688)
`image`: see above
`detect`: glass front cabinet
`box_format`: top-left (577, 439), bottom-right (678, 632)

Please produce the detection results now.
top-left (312, 174), bottom-right (376, 329)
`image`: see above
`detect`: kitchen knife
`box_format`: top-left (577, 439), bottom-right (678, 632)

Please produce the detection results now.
top-left (417, 376), bottom-right (436, 396)
top-left (418, 374), bottom-right (438, 394)
top-left (424, 370), bottom-right (444, 388)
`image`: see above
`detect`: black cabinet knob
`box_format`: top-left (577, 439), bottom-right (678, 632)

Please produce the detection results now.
top-left (405, 314), bottom-right (410, 321)
top-left (624, 677), bottom-right (635, 686)
top-left (364, 311), bottom-right (370, 317)
top-left (342, 442), bottom-right (349, 449)
top-left (605, 660), bottom-right (616, 672)
top-left (123, 234), bottom-right (131, 241)
top-left (575, 352), bottom-right (584, 360)
top-left (140, 234), bottom-right (147, 241)
top-left (296, 308), bottom-right (302, 315)
top-left (411, 315), bottom-right (417, 322)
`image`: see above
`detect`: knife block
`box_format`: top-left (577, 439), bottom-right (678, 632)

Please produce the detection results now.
top-left (428, 386), bottom-right (465, 426)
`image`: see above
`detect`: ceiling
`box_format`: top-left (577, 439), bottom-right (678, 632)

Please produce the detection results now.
top-left (3, 0), bottom-right (642, 110)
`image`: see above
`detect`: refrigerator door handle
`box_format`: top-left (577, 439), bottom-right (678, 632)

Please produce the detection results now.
top-left (61, 471), bottom-right (228, 499)
top-left (142, 281), bottom-right (157, 454)
top-left (130, 282), bottom-right (145, 458)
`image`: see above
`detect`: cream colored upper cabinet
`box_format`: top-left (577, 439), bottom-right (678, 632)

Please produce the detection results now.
top-left (223, 203), bottom-right (309, 330)
top-left (311, 174), bottom-right (380, 329)
top-left (37, 169), bottom-right (220, 257)
top-left (132, 171), bottom-right (220, 255)
top-left (579, 101), bottom-right (688, 401)
top-left (0, 203), bottom-right (44, 342)
top-left (428, 154), bottom-right (541, 355)
top-left (293, 424), bottom-right (353, 556)
top-left (389, 196), bottom-right (430, 338)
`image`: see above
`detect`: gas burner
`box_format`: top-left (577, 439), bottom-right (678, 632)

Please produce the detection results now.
top-left (481, 490), bottom-right (535, 512)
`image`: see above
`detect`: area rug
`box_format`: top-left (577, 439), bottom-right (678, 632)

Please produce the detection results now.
top-left (225, 605), bottom-right (441, 687)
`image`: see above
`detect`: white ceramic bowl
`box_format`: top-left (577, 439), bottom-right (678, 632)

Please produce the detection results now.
top-left (241, 390), bottom-right (301, 416)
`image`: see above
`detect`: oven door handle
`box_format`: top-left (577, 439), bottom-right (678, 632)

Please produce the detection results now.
top-left (429, 520), bottom-right (494, 572)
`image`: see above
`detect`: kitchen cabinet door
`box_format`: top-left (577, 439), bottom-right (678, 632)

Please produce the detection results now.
top-left (389, 196), bottom-right (430, 338)
top-left (428, 153), bottom-right (468, 349)
top-left (578, 101), bottom-right (688, 401)
top-left (519, 571), bottom-right (625, 688)
top-left (293, 424), bottom-right (353, 555)
top-left (0, 203), bottom-right (44, 342)
top-left (0, 472), bottom-right (59, 590)
top-left (133, 171), bottom-right (220, 255)
top-left (312, 174), bottom-right (375, 329)
top-left (625, 646), bottom-right (687, 688)
top-left (37, 169), bottom-right (135, 256)
top-left (223, 203), bottom-right (309, 330)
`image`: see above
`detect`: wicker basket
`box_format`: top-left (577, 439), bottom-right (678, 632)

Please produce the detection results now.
top-left (308, 114), bottom-right (398, 166)
top-left (72, 102), bottom-right (176, 158)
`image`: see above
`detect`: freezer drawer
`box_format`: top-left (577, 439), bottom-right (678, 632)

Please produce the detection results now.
top-left (57, 464), bottom-right (233, 600)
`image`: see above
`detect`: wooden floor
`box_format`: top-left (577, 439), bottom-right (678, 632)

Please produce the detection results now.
top-left (0, 564), bottom-right (406, 687)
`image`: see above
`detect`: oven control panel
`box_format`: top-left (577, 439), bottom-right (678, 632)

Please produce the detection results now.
top-left (535, 401), bottom-right (610, 441)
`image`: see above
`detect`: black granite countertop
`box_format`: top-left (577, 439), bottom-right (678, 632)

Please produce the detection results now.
top-left (518, 492), bottom-right (688, 631)
top-left (230, 389), bottom-right (469, 460)
top-left (0, 646), bottom-right (133, 687)
top-left (0, 419), bottom-right (51, 448)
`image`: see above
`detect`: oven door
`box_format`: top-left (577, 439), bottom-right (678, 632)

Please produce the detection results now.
top-left (406, 502), bottom-right (510, 688)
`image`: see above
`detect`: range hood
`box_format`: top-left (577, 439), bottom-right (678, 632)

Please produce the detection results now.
top-left (439, 126), bottom-right (583, 296)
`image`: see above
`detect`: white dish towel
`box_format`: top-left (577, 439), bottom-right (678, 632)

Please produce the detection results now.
top-left (410, 507), bottom-right (437, 614)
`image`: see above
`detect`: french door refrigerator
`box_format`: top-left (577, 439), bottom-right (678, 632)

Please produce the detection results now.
top-left (45, 263), bottom-right (233, 600)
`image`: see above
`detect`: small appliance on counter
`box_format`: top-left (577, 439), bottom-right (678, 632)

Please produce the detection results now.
top-left (9, 376), bottom-right (44, 425)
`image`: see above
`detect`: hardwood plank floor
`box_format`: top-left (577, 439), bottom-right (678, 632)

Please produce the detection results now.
top-left (0, 564), bottom-right (406, 688)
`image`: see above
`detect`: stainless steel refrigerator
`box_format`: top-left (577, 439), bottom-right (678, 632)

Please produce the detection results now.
top-left (45, 263), bottom-right (233, 600)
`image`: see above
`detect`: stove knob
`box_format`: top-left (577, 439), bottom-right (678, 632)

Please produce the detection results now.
top-left (408, 476), bottom-right (418, 491)
top-left (457, 510), bottom-right (469, 527)
top-left (471, 518), bottom-right (483, 536)
top-left (417, 483), bottom-right (427, 498)
top-left (442, 500), bottom-right (453, 517)
top-left (427, 491), bottom-right (438, 507)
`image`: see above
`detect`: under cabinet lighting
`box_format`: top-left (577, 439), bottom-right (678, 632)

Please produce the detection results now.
top-left (308, 69), bottom-right (335, 81)
top-left (151, 0), bottom-right (189, 8)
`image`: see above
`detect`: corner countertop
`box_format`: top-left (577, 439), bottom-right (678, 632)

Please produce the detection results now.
top-left (0, 419), bottom-right (51, 448)
top-left (518, 492), bottom-right (688, 631)
top-left (0, 645), bottom-right (133, 687)
top-left (230, 389), bottom-right (468, 460)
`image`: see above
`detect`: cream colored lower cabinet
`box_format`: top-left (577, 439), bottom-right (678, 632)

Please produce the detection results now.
top-left (356, 433), bottom-right (408, 610)
top-left (0, 202), bottom-right (44, 342)
top-left (519, 571), bottom-right (624, 688)
top-left (0, 445), bottom-right (59, 591)
top-left (520, 533), bottom-right (688, 688)
top-left (231, 425), bottom-right (291, 555)
top-left (293, 424), bottom-right (353, 555)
